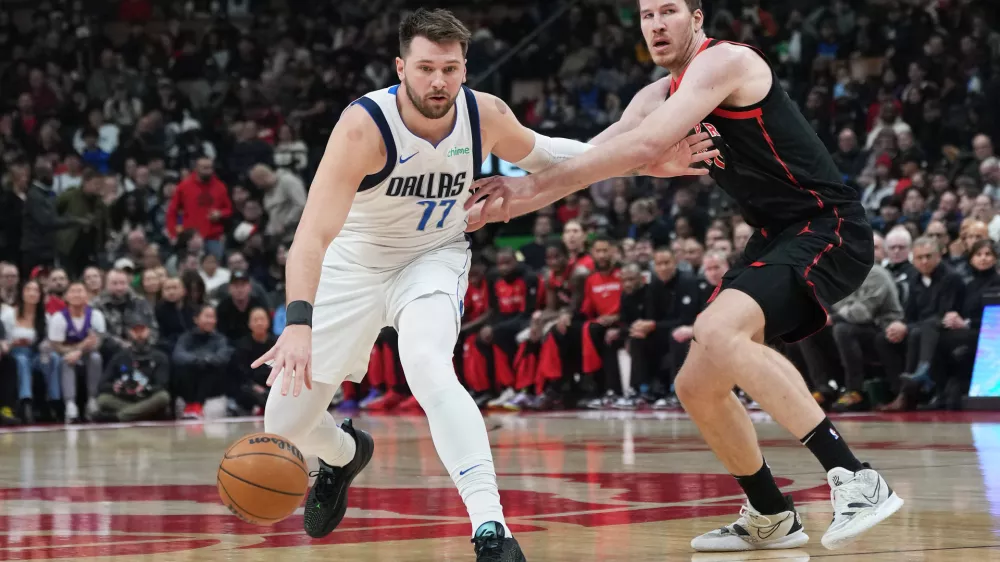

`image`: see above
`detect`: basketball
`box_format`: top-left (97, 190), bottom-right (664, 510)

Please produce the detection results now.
top-left (217, 433), bottom-right (310, 525)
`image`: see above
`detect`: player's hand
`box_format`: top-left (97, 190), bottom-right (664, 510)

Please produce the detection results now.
top-left (253, 324), bottom-right (313, 397)
top-left (642, 131), bottom-right (721, 178)
top-left (465, 175), bottom-right (528, 229)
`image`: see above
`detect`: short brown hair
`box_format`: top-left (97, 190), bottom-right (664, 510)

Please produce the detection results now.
top-left (641, 0), bottom-right (702, 11)
top-left (399, 8), bottom-right (471, 57)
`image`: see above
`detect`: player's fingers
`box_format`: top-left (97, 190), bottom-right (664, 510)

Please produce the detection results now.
top-left (685, 131), bottom-right (712, 144)
top-left (498, 187), bottom-right (512, 222)
top-left (280, 361), bottom-right (294, 396)
top-left (465, 179), bottom-right (500, 209)
top-left (251, 346), bottom-right (276, 369)
top-left (303, 360), bottom-right (313, 391)
top-left (690, 139), bottom-right (717, 154)
top-left (293, 361), bottom-right (304, 397)
top-left (693, 148), bottom-right (721, 163)
top-left (266, 355), bottom-right (283, 387)
top-left (685, 166), bottom-right (711, 176)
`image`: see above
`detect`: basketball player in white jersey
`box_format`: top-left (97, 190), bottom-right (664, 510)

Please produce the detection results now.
top-left (252, 8), bottom-right (716, 561)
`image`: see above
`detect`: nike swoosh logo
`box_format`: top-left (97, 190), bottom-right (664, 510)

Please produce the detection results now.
top-left (756, 520), bottom-right (783, 540)
top-left (862, 474), bottom-right (881, 504)
top-left (459, 464), bottom-right (482, 476)
top-left (399, 152), bottom-right (418, 164)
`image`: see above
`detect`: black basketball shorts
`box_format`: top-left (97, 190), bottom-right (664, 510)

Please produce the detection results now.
top-left (709, 206), bottom-right (874, 343)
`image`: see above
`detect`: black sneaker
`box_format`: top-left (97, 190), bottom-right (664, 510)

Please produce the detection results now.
top-left (471, 521), bottom-right (526, 561)
top-left (303, 418), bottom-right (375, 538)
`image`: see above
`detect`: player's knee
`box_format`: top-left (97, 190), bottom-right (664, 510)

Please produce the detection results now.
top-left (691, 312), bottom-right (743, 359)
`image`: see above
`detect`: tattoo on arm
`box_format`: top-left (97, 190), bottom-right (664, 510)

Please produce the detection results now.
top-left (625, 166), bottom-right (643, 176)
top-left (495, 98), bottom-right (508, 115)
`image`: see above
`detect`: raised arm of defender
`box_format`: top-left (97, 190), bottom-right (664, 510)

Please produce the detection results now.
top-left (252, 104), bottom-right (385, 396)
top-left (466, 46), bottom-right (748, 221)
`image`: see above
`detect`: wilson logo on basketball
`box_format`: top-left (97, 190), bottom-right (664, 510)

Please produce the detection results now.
top-left (0, 475), bottom-right (831, 559)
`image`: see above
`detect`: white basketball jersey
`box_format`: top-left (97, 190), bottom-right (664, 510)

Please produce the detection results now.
top-left (326, 85), bottom-right (481, 270)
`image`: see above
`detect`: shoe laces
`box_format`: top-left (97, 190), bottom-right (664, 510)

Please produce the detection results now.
top-left (308, 463), bottom-right (341, 504)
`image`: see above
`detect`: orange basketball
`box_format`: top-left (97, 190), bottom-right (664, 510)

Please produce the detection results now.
top-left (218, 432), bottom-right (309, 525)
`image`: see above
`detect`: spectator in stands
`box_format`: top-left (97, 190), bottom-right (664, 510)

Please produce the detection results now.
top-left (934, 240), bottom-right (1000, 410)
top-left (478, 247), bottom-right (538, 409)
top-left (273, 124), bottom-right (309, 176)
top-left (627, 198), bottom-right (671, 247)
top-left (0, 263), bottom-right (18, 306)
top-left (248, 164), bottom-right (307, 239)
top-left (165, 156), bottom-right (232, 259)
top-left (155, 277), bottom-right (194, 354)
top-left (55, 169), bottom-right (111, 278)
top-left (833, 128), bottom-right (868, 182)
top-left (578, 236), bottom-right (623, 407)
top-left (519, 216), bottom-right (553, 272)
top-left (92, 307), bottom-right (170, 423)
top-left (49, 282), bottom-right (105, 423)
top-left (733, 222), bottom-right (753, 254)
top-left (43, 268), bottom-right (68, 315)
top-left (173, 304), bottom-right (231, 419)
top-left (97, 269), bottom-right (159, 356)
top-left (884, 226), bottom-right (917, 288)
top-left (613, 263), bottom-right (650, 408)
top-left (648, 247), bottom-right (701, 408)
top-left (215, 270), bottom-right (268, 343)
top-left (140, 269), bottom-right (162, 306)
top-left (82, 267), bottom-right (104, 305)
top-left (821, 258), bottom-right (904, 413)
top-left (0, 162), bottom-right (29, 269)
top-left (22, 160), bottom-right (84, 273)
top-left (199, 253), bottom-right (230, 293)
top-left (229, 307), bottom-right (276, 416)
top-left (2, 279), bottom-right (60, 423)
top-left (877, 236), bottom-right (965, 411)
top-left (697, 250), bottom-right (729, 303)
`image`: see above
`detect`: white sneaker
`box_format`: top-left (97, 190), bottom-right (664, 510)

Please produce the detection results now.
top-left (488, 387), bottom-right (516, 408)
top-left (86, 397), bottom-right (100, 416)
top-left (691, 497), bottom-right (809, 551)
top-left (65, 401), bottom-right (79, 424)
top-left (822, 465), bottom-right (903, 550)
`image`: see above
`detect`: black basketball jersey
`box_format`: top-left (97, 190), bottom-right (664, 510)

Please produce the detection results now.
top-left (667, 39), bottom-right (861, 229)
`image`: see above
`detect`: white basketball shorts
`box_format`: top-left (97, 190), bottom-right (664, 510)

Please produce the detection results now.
top-left (310, 237), bottom-right (470, 385)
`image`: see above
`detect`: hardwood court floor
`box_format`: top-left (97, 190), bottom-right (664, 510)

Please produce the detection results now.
top-left (2, 409), bottom-right (1000, 561)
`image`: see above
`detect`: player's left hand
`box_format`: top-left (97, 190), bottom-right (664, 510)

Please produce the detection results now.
top-left (643, 131), bottom-right (722, 178)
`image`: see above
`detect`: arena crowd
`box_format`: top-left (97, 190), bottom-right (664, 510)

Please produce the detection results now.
top-left (0, 0), bottom-right (997, 425)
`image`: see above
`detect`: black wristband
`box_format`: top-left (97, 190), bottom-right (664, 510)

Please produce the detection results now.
top-left (286, 300), bottom-right (313, 327)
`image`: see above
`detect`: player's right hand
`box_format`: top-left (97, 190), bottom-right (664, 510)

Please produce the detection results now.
top-left (253, 324), bottom-right (313, 397)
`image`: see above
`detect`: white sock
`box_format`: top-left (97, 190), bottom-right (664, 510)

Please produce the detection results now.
top-left (398, 294), bottom-right (512, 537)
top-left (264, 380), bottom-right (357, 467)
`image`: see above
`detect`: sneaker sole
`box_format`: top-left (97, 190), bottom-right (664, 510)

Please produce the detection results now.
top-left (692, 529), bottom-right (809, 551)
top-left (304, 429), bottom-right (375, 538)
top-left (821, 492), bottom-right (904, 550)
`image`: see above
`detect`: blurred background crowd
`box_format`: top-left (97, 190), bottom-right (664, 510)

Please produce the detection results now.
top-left (0, 0), bottom-right (998, 426)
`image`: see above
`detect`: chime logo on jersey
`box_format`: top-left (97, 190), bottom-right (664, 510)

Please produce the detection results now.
top-left (386, 172), bottom-right (467, 199)
top-left (694, 122), bottom-right (726, 169)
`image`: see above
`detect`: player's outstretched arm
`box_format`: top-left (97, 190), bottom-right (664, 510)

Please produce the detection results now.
top-left (466, 48), bottom-right (742, 222)
top-left (251, 104), bottom-right (384, 396)
top-left (587, 78), bottom-right (670, 146)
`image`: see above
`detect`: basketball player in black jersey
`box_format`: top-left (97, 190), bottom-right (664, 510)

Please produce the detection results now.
top-left (467, 0), bottom-right (903, 552)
